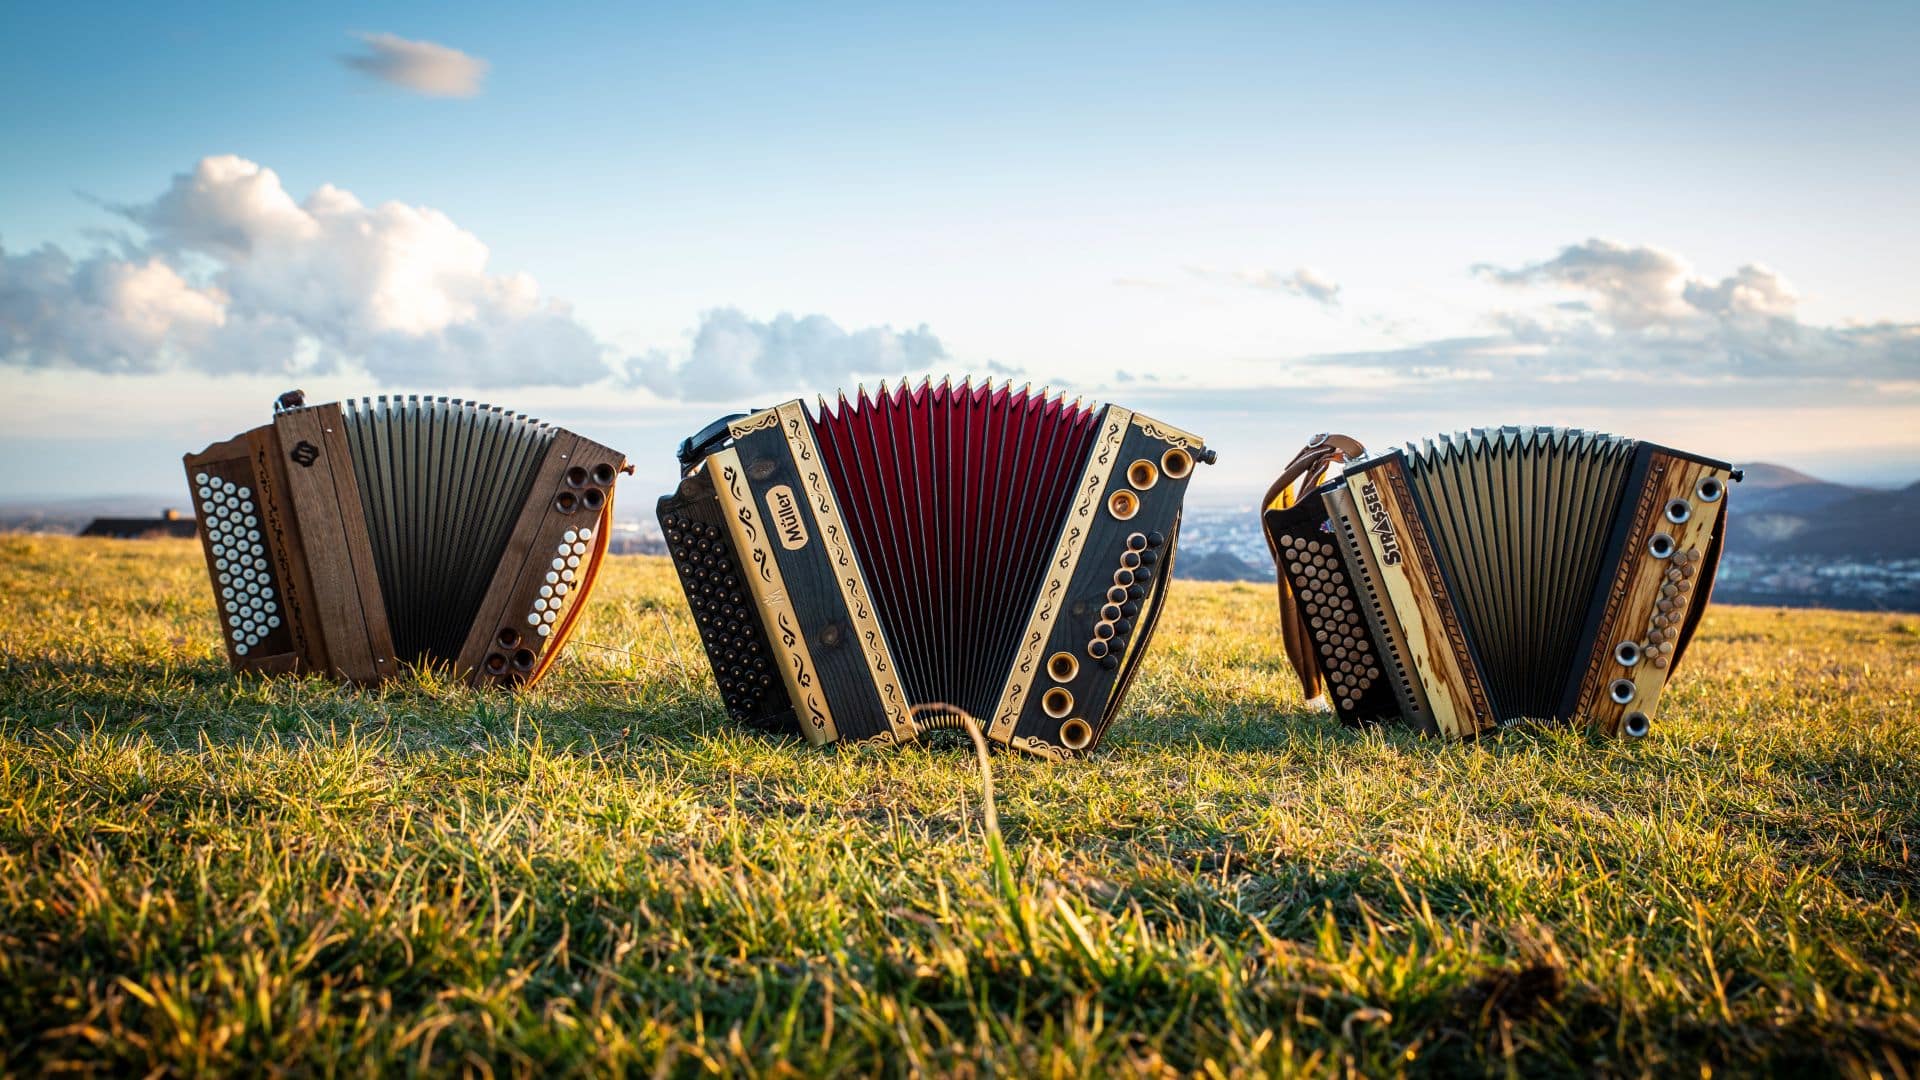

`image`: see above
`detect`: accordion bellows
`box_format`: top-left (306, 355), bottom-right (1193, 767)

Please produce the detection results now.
top-left (660, 378), bottom-right (1212, 758)
top-left (1263, 427), bottom-right (1736, 738)
top-left (184, 394), bottom-right (627, 686)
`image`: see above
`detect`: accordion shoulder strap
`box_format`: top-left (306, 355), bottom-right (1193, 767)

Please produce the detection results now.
top-left (1261, 434), bottom-right (1366, 702)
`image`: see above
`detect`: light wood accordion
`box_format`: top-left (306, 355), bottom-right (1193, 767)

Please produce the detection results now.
top-left (1262, 428), bottom-right (1738, 738)
top-left (183, 393), bottom-right (627, 686)
top-left (658, 379), bottom-right (1214, 758)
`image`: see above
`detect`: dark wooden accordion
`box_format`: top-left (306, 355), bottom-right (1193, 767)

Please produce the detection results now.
top-left (183, 393), bottom-right (627, 686)
top-left (1262, 428), bottom-right (1737, 738)
top-left (659, 379), bottom-right (1213, 758)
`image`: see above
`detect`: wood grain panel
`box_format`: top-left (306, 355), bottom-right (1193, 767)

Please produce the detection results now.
top-left (1570, 453), bottom-right (1733, 734)
top-left (454, 432), bottom-right (628, 686)
top-left (271, 404), bottom-right (394, 683)
top-left (1343, 457), bottom-right (1497, 738)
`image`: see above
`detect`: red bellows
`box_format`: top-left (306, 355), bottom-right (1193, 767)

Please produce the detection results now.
top-left (809, 378), bottom-right (1102, 721)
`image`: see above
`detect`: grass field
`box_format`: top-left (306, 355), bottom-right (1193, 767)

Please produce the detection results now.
top-left (1, 533), bottom-right (1916, 1076)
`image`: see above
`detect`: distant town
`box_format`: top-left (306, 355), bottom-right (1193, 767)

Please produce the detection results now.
top-left (7, 460), bottom-right (1918, 613)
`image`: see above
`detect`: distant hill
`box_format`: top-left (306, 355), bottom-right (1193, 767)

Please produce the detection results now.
top-left (1174, 549), bottom-right (1267, 583)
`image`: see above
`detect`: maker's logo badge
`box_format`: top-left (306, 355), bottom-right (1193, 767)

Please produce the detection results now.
top-left (765, 484), bottom-right (809, 550)
top-left (1360, 481), bottom-right (1401, 565)
top-left (289, 441), bottom-right (320, 468)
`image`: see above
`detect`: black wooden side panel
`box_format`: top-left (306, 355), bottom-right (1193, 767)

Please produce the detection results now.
top-left (1010, 421), bottom-right (1195, 753)
top-left (729, 424), bottom-right (890, 742)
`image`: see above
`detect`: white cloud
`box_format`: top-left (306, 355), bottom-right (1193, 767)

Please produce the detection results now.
top-left (1188, 265), bottom-right (1342, 307)
top-left (628, 308), bottom-right (952, 402)
top-left (2, 155), bottom-right (609, 386)
top-left (1298, 238), bottom-right (1917, 393)
top-left (339, 33), bottom-right (488, 98)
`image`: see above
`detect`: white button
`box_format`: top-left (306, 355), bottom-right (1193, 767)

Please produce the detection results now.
top-left (196, 473), bottom-right (209, 484)
top-left (198, 486), bottom-right (211, 498)
top-left (225, 600), bottom-right (238, 613)
top-left (262, 587), bottom-right (274, 600)
top-left (551, 558), bottom-right (565, 570)
top-left (534, 598), bottom-right (548, 612)
top-left (545, 571), bottom-right (559, 584)
top-left (556, 542), bottom-right (571, 556)
top-left (238, 486), bottom-right (250, 497)
top-left (215, 558), bottom-right (229, 572)
top-left (539, 585), bottom-right (553, 598)
top-left (245, 515), bottom-right (257, 527)
top-left (235, 643), bottom-right (249, 655)
top-left (536, 623), bottom-right (551, 637)
top-left (571, 542), bottom-right (587, 556)
top-left (267, 615), bottom-right (281, 628)
top-left (221, 586), bottom-right (234, 600)
top-left (254, 558), bottom-right (267, 570)
top-left (561, 569), bottom-right (575, 583)
top-left (541, 609), bottom-right (556, 624)
top-left (526, 613), bottom-right (541, 626)
top-left (554, 582), bottom-right (569, 597)
top-left (251, 544), bottom-right (263, 557)
top-left (228, 615), bottom-right (241, 627)
top-left (264, 601), bottom-right (277, 614)
top-left (580, 528), bottom-right (593, 540)
top-left (241, 501), bottom-right (253, 513)
top-left (563, 529), bottom-right (578, 544)
top-left (565, 556), bottom-right (580, 569)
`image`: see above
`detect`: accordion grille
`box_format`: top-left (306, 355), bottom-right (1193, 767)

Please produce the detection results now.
top-left (341, 397), bottom-right (558, 664)
top-left (1403, 427), bottom-right (1637, 721)
top-left (809, 381), bottom-right (1101, 722)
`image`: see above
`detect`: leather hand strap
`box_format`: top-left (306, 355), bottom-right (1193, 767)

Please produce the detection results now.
top-left (1260, 434), bottom-right (1366, 701)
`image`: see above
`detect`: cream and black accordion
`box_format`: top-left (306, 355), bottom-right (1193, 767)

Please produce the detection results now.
top-left (183, 392), bottom-right (627, 686)
top-left (1262, 428), bottom-right (1738, 739)
top-left (659, 379), bottom-right (1213, 758)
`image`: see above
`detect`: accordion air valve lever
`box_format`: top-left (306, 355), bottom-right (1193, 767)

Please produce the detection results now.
top-left (660, 377), bottom-right (1213, 758)
top-left (1262, 427), bottom-right (1737, 738)
top-left (183, 393), bottom-right (627, 687)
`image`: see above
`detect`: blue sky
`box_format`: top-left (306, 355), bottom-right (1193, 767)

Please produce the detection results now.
top-left (3, 1), bottom-right (1917, 502)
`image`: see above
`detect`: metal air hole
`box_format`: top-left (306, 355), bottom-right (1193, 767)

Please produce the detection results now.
top-left (1048, 651), bottom-right (1080, 683)
top-left (1614, 640), bottom-right (1642, 667)
top-left (1108, 489), bottom-right (1140, 520)
top-left (1127, 459), bottom-right (1159, 490)
top-left (1060, 718), bottom-right (1094, 751)
top-left (592, 463), bottom-right (617, 486)
top-left (512, 648), bottom-right (537, 671)
top-left (565, 465), bottom-right (589, 488)
top-left (497, 627), bottom-right (521, 649)
top-left (485, 653), bottom-right (509, 675)
top-left (1623, 712), bottom-right (1651, 739)
top-left (582, 488), bottom-right (605, 511)
top-left (1609, 678), bottom-right (1638, 705)
top-left (1161, 446), bottom-right (1194, 479)
top-left (1665, 498), bottom-right (1692, 524)
top-left (1695, 476), bottom-right (1724, 502)
top-left (1042, 687), bottom-right (1075, 719)
top-left (554, 491), bottom-right (580, 513)
top-left (1648, 532), bottom-right (1675, 559)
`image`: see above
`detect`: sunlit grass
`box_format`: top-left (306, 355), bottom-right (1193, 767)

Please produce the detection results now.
top-left (1, 534), bottom-right (1915, 1075)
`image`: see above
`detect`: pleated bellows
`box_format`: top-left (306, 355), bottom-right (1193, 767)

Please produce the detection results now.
top-left (341, 397), bottom-right (558, 664)
top-left (809, 380), bottom-right (1102, 721)
top-left (1403, 427), bottom-right (1638, 721)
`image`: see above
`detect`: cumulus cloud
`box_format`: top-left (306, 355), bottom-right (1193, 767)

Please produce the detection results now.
top-left (1299, 238), bottom-right (1917, 394)
top-left (1189, 265), bottom-right (1342, 307)
top-left (628, 309), bottom-right (953, 402)
top-left (2, 155), bottom-right (610, 386)
top-left (339, 33), bottom-right (488, 98)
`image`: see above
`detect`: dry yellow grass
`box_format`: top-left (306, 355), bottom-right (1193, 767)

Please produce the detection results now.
top-left (1, 534), bottom-right (1916, 1075)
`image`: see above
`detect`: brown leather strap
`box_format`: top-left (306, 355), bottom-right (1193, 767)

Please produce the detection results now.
top-left (1260, 434), bottom-right (1366, 701)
